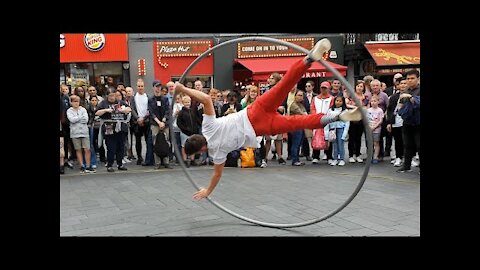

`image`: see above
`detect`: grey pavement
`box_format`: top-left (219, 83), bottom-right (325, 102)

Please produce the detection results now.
top-left (60, 144), bottom-right (420, 236)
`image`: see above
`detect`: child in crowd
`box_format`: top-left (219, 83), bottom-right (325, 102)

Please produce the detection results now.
top-left (325, 96), bottom-right (350, 166)
top-left (367, 95), bottom-right (384, 164)
top-left (67, 95), bottom-right (95, 173)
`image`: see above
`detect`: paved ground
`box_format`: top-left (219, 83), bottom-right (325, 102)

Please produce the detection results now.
top-left (60, 148), bottom-right (420, 236)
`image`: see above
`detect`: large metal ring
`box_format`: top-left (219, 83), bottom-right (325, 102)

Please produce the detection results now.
top-left (170, 36), bottom-right (373, 228)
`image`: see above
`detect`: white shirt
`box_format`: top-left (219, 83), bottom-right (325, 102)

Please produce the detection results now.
top-left (134, 92), bottom-right (149, 118)
top-left (202, 109), bottom-right (257, 164)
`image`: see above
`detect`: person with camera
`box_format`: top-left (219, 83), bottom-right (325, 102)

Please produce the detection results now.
top-left (221, 92), bottom-right (242, 117)
top-left (96, 92), bottom-right (132, 172)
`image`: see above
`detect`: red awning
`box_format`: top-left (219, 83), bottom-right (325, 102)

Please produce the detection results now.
top-left (364, 42), bottom-right (420, 67)
top-left (235, 57), bottom-right (347, 81)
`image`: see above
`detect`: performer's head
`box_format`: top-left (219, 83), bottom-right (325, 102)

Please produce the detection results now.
top-left (184, 134), bottom-right (208, 156)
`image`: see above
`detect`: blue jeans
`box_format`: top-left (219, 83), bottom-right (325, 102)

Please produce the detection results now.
top-left (82, 127), bottom-right (97, 168)
top-left (290, 130), bottom-right (304, 163)
top-left (333, 128), bottom-right (345, 160)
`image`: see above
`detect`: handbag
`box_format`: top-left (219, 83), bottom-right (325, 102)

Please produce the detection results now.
top-left (312, 128), bottom-right (328, 150)
top-left (328, 129), bottom-right (336, 142)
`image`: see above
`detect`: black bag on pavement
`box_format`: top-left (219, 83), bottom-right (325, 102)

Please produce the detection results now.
top-left (225, 149), bottom-right (240, 167)
top-left (154, 131), bottom-right (170, 158)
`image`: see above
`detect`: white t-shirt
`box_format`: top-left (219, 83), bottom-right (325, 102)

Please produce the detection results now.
top-left (134, 93), bottom-right (149, 118)
top-left (202, 108), bottom-right (257, 164)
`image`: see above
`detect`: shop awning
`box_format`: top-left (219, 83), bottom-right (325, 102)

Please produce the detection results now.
top-left (235, 57), bottom-right (347, 81)
top-left (364, 41), bottom-right (420, 67)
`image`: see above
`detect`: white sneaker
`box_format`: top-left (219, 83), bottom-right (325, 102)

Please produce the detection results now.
top-left (330, 160), bottom-right (338, 166)
top-left (322, 154), bottom-right (328, 160)
top-left (312, 158), bottom-right (319, 164)
top-left (260, 160), bottom-right (267, 168)
top-left (349, 157), bottom-right (356, 163)
top-left (356, 157), bottom-right (363, 163)
top-left (391, 158), bottom-right (396, 164)
top-left (338, 160), bottom-right (345, 166)
top-left (394, 158), bottom-right (402, 167)
top-left (309, 38), bottom-right (331, 61)
top-left (411, 160), bottom-right (419, 167)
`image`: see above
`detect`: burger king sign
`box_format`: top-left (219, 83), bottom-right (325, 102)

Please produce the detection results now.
top-left (84, 34), bottom-right (106, 52)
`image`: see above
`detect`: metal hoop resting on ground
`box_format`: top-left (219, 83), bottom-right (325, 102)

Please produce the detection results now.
top-left (169, 36), bottom-right (373, 229)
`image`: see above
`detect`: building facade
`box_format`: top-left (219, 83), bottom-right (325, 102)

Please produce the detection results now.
top-left (60, 33), bottom-right (130, 93)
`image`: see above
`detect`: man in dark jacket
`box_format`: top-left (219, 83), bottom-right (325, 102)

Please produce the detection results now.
top-left (396, 70), bottom-right (420, 173)
top-left (148, 82), bottom-right (171, 169)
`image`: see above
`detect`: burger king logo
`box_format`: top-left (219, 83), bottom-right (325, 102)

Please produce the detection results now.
top-left (84, 34), bottom-right (105, 52)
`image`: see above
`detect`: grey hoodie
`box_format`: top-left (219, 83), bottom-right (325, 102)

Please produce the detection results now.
top-left (67, 107), bottom-right (89, 138)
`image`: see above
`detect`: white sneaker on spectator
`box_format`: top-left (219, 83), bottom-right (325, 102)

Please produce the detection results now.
top-left (338, 160), bottom-right (345, 166)
top-left (349, 157), bottom-right (356, 163)
top-left (322, 154), bottom-right (328, 160)
top-left (260, 160), bottom-right (267, 168)
top-left (330, 160), bottom-right (338, 166)
top-left (312, 158), bottom-right (319, 164)
top-left (411, 160), bottom-right (419, 167)
top-left (356, 156), bottom-right (363, 163)
top-left (394, 158), bottom-right (402, 167)
top-left (391, 158), bottom-right (396, 164)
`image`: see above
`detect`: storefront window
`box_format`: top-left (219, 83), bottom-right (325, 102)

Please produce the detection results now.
top-left (60, 64), bottom-right (65, 85)
top-left (65, 63), bottom-right (94, 88)
top-left (93, 62), bottom-right (124, 87)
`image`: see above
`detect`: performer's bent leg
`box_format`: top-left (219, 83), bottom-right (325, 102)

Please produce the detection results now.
top-left (251, 59), bottom-right (310, 114)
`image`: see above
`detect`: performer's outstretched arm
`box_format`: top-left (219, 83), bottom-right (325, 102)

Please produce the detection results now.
top-left (193, 162), bottom-right (225, 200)
top-left (175, 82), bottom-right (215, 116)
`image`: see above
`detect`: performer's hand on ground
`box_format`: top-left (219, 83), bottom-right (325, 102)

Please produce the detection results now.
top-left (193, 188), bottom-right (210, 200)
top-left (339, 107), bottom-right (362, 122)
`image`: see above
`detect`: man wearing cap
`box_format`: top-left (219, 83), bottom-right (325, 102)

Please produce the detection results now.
top-left (149, 80), bottom-right (172, 169)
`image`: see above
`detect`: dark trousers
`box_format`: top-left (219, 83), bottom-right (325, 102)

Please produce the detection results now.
top-left (105, 132), bottom-right (126, 167)
top-left (135, 123), bottom-right (154, 164)
top-left (402, 124), bottom-right (420, 169)
top-left (385, 128), bottom-right (393, 156)
top-left (62, 124), bottom-right (72, 160)
top-left (312, 142), bottom-right (332, 160)
top-left (93, 128), bottom-right (105, 162)
top-left (348, 121), bottom-right (364, 157)
top-left (391, 126), bottom-right (404, 159)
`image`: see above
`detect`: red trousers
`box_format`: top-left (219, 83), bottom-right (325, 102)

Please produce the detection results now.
top-left (247, 59), bottom-right (325, 136)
